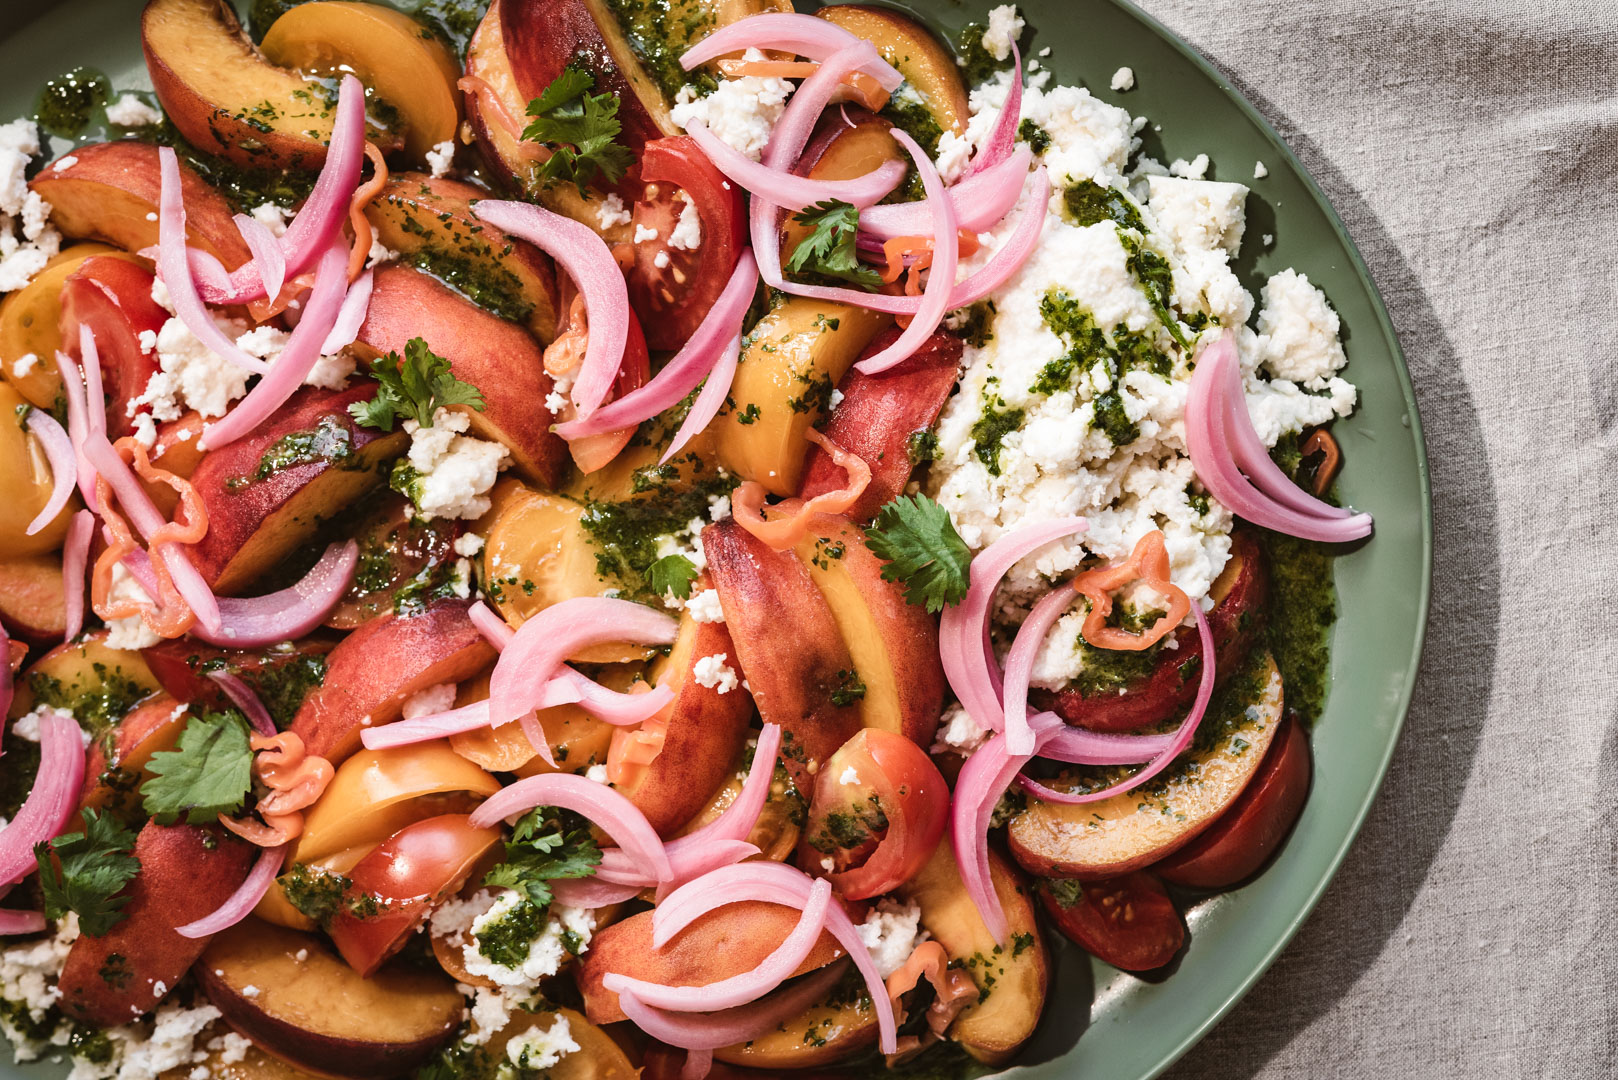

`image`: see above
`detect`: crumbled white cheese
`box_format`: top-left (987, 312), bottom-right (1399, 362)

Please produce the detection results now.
top-left (0, 914), bottom-right (77, 1058)
top-left (1146, 175), bottom-right (1249, 256)
top-left (981, 5), bottom-right (1025, 61)
top-left (249, 202), bottom-right (290, 237)
top-left (692, 652), bottom-right (739, 695)
top-left (505, 1017), bottom-right (580, 1072)
top-left (686, 589), bottom-right (725, 624)
top-left (1255, 268), bottom-right (1347, 386)
top-left (463, 987), bottom-right (515, 1045)
top-left (401, 682), bottom-right (457, 720)
top-left (670, 50), bottom-right (793, 161)
top-left (666, 198), bottom-right (701, 251)
top-left (398, 407), bottom-right (511, 521)
top-left (0, 120), bottom-right (63, 294)
top-left (104, 94), bottom-right (161, 128)
top-left (464, 891), bottom-right (595, 989)
top-left (12, 352), bottom-right (37, 378)
top-left (584, 763), bottom-right (608, 784)
top-left (1169, 153), bottom-right (1211, 180)
top-left (930, 704), bottom-right (991, 756)
top-left (935, 128), bottom-right (974, 183)
top-left (828, 388), bottom-right (845, 410)
top-left (632, 223), bottom-right (659, 245)
top-left (426, 139), bottom-right (456, 178)
top-left (838, 765), bottom-right (859, 785)
top-left (453, 531), bottom-right (485, 557)
top-left (366, 236), bottom-right (399, 268)
top-left (131, 412), bottom-right (158, 450)
top-left (855, 900), bottom-right (926, 979)
top-left (594, 192), bottom-right (631, 230)
top-left (1253, 160), bottom-right (1269, 179)
top-left (707, 493), bottom-right (731, 522)
top-left (652, 250), bottom-right (670, 269)
top-left (127, 316), bottom-right (253, 421)
top-left (104, 561), bottom-right (162, 651)
top-left (1110, 66), bottom-right (1136, 91)
top-left (67, 1001), bottom-right (222, 1080)
top-left (206, 1032), bottom-right (252, 1065)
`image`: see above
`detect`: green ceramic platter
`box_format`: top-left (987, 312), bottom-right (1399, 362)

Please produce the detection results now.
top-left (0, 0), bottom-right (1431, 1077)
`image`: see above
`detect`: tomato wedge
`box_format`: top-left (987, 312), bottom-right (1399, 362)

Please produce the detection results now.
top-left (627, 136), bottom-right (745, 351)
top-left (798, 728), bottom-right (948, 900)
top-left (328, 814), bottom-right (501, 977)
top-left (58, 256), bottom-right (165, 440)
top-left (1036, 871), bottom-right (1184, 972)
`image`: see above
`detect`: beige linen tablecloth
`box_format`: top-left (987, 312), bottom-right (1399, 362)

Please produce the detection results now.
top-left (1143, 1), bottom-right (1617, 1075)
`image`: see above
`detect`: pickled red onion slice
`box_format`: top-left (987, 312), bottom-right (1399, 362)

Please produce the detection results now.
top-left (175, 843), bottom-right (286, 939)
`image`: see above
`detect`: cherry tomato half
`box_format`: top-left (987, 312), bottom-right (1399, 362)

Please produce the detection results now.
top-left (58, 256), bottom-right (164, 440)
top-left (798, 729), bottom-right (948, 900)
top-left (627, 136), bottom-right (745, 351)
top-left (1036, 871), bottom-right (1184, 972)
top-left (328, 813), bottom-right (501, 977)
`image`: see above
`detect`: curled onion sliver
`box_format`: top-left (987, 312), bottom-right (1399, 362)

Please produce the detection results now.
top-left (1185, 334), bottom-right (1372, 542)
top-left (1039, 716), bottom-right (1173, 765)
top-left (319, 267), bottom-right (373, 355)
top-left (175, 843), bottom-right (286, 938)
top-left (685, 119), bottom-right (903, 211)
top-left (851, 128), bottom-right (955, 375)
top-left (468, 600), bottom-right (514, 648)
top-left (616, 961), bottom-right (848, 1062)
top-left (966, 41), bottom-right (1022, 179)
top-left (0, 709), bottom-right (86, 886)
top-left (485, 597), bottom-right (677, 728)
top-left (62, 510), bottom-right (93, 643)
top-left (52, 352), bottom-right (97, 512)
top-left (554, 252), bottom-right (758, 441)
top-left (471, 200), bottom-right (629, 420)
top-left (661, 333), bottom-right (739, 466)
top-left (551, 877), bottom-right (644, 908)
top-left (469, 772), bottom-right (673, 884)
top-left (0, 910), bottom-right (45, 935)
top-left (603, 878), bottom-right (830, 1012)
top-left (206, 671), bottom-right (276, 736)
top-left (947, 722), bottom-right (1052, 943)
top-left (233, 213), bottom-right (286, 304)
top-left (23, 411), bottom-right (74, 536)
top-left (185, 541), bottom-right (357, 647)
top-left (999, 578), bottom-right (1078, 756)
top-left (858, 145), bottom-right (1032, 239)
top-left (651, 861), bottom-right (897, 1054)
top-left (679, 12), bottom-right (902, 89)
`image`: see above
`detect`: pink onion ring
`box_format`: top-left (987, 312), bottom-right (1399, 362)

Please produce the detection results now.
top-left (937, 516), bottom-right (1088, 735)
top-left (486, 597), bottom-right (678, 727)
top-left (319, 267), bottom-right (373, 355)
top-left (232, 213), bottom-right (286, 303)
top-left (661, 332), bottom-right (739, 466)
top-left (199, 238), bottom-right (353, 451)
top-left (0, 709), bottom-right (86, 886)
top-left (1185, 334), bottom-right (1372, 542)
top-left (206, 671), bottom-right (276, 736)
top-left (999, 577), bottom-right (1078, 756)
top-left (679, 12), bottom-right (901, 90)
top-left (967, 41), bottom-right (1023, 178)
top-left (175, 843), bottom-right (286, 938)
top-left (1039, 716), bottom-right (1174, 765)
top-left (857, 145), bottom-right (1032, 239)
top-left (947, 722), bottom-right (1055, 943)
top-left (603, 878), bottom-right (830, 1012)
top-left (61, 510), bottom-right (93, 643)
top-left (185, 541), bottom-right (357, 647)
top-left (468, 599), bottom-right (514, 648)
top-left (0, 910), bottom-right (45, 935)
top-left (551, 877), bottom-right (644, 908)
top-left (616, 961), bottom-right (849, 1062)
top-left (685, 119), bottom-right (904, 211)
top-left (23, 410), bottom-right (74, 535)
top-left (651, 861), bottom-right (897, 1053)
top-left (52, 351), bottom-right (97, 512)
top-left (554, 252), bottom-right (758, 441)
top-left (471, 200), bottom-right (629, 420)
top-left (469, 772), bottom-right (673, 883)
top-left (851, 128), bottom-right (956, 375)
top-left (1016, 601), bottom-right (1218, 804)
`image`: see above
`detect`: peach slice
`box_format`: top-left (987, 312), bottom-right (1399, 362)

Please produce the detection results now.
top-left (166, 1035), bottom-right (325, 1080)
top-left (475, 1006), bottom-right (639, 1079)
top-left (139, 635), bottom-right (333, 728)
top-left (143, 0), bottom-right (357, 171)
top-left (145, 413), bottom-right (210, 518)
top-left (75, 694), bottom-right (190, 825)
top-left (196, 918), bottom-right (464, 1078)
top-left (0, 554), bottom-right (66, 647)
top-left (290, 597), bottom-right (497, 764)
top-left (702, 520), bottom-right (863, 789)
top-left (30, 142), bottom-right (250, 269)
top-left (577, 901), bottom-right (846, 1025)
top-left (895, 839), bottom-right (1048, 1065)
top-left (1009, 652), bottom-right (1287, 879)
top-left (791, 514), bottom-right (943, 748)
top-left (782, 106), bottom-right (902, 264)
top-left (714, 967), bottom-right (877, 1068)
top-left (0, 243), bottom-right (135, 410)
top-left (259, 2), bottom-right (461, 163)
top-left (58, 822), bottom-right (255, 1026)
top-left (355, 264), bottom-right (569, 490)
top-left (8, 631), bottom-right (162, 722)
top-left (185, 384), bottom-right (408, 595)
top-left (0, 382), bottom-right (75, 558)
top-left (710, 297), bottom-right (890, 496)
top-left (814, 4), bottom-right (969, 136)
top-left (363, 173), bottom-right (560, 342)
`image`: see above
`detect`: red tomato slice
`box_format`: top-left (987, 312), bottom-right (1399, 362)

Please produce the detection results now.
top-left (627, 136), bottom-right (745, 351)
top-left (58, 257), bottom-right (165, 440)
top-left (328, 814), bottom-right (501, 977)
top-left (798, 729), bottom-right (948, 900)
top-left (1036, 871), bottom-right (1184, 972)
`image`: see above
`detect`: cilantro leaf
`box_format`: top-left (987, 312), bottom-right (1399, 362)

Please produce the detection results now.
top-left (348, 337), bottom-right (485, 432)
top-left (483, 806), bottom-right (601, 909)
top-left (521, 67), bottom-right (636, 197)
top-left (785, 200), bottom-right (883, 290)
top-left (141, 710), bottom-right (254, 826)
top-left (34, 810), bottom-right (141, 937)
top-left (648, 554), bottom-right (698, 601)
top-left (863, 494), bottom-right (974, 613)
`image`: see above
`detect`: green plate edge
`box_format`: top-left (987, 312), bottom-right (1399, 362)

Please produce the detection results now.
top-left (0, 1), bottom-right (1432, 1079)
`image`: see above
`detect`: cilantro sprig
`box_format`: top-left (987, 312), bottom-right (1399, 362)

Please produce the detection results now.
top-left (482, 806), bottom-right (601, 910)
top-left (141, 710), bottom-right (254, 826)
top-left (648, 554), bottom-right (698, 601)
top-left (864, 494), bottom-right (974, 613)
top-left (522, 68), bottom-right (636, 197)
top-left (785, 200), bottom-right (882, 290)
top-left (34, 810), bottom-right (141, 937)
top-left (349, 337), bottom-right (485, 432)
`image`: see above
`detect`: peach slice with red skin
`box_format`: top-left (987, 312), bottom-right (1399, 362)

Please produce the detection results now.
top-left (0, 243), bottom-right (141, 412)
top-left (139, 636), bottom-right (335, 727)
top-left (8, 632), bottom-right (162, 721)
top-left (813, 5), bottom-right (970, 136)
top-left (58, 822), bottom-right (256, 1026)
top-left (0, 555), bottom-right (67, 647)
top-left (75, 694), bottom-right (190, 826)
